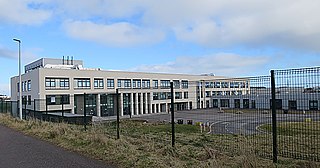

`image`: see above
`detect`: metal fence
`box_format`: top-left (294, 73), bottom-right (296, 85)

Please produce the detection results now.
top-left (272, 67), bottom-right (320, 162)
top-left (1, 67), bottom-right (319, 163)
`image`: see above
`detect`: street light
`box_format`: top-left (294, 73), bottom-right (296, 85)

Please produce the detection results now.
top-left (13, 38), bottom-right (22, 120)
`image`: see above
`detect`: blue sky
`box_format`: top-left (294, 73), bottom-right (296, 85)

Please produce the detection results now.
top-left (1, 0), bottom-right (320, 96)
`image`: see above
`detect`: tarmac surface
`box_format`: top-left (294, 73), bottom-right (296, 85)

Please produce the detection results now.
top-left (132, 109), bottom-right (320, 135)
top-left (0, 125), bottom-right (114, 168)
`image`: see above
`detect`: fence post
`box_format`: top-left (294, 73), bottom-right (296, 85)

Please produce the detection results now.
top-left (33, 99), bottom-right (36, 118)
top-left (170, 82), bottom-right (175, 147)
top-left (116, 89), bottom-right (120, 139)
top-left (1, 100), bottom-right (3, 113)
top-left (84, 93), bottom-right (87, 131)
top-left (24, 100), bottom-right (27, 120)
top-left (271, 70), bottom-right (278, 163)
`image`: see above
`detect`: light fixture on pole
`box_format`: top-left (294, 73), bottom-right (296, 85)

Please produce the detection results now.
top-left (13, 38), bottom-right (22, 120)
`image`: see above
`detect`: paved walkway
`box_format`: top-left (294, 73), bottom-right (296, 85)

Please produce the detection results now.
top-left (0, 125), bottom-right (114, 168)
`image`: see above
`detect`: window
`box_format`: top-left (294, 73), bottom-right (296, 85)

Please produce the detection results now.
top-left (46, 78), bottom-right (69, 90)
top-left (220, 99), bottom-right (230, 108)
top-left (206, 91), bottom-right (211, 97)
top-left (142, 80), bottom-right (150, 89)
top-left (288, 100), bottom-right (297, 110)
top-left (184, 92), bottom-right (188, 99)
top-left (75, 78), bottom-right (90, 89)
top-left (153, 92), bottom-right (159, 100)
top-left (118, 79), bottom-right (131, 88)
top-left (243, 99), bottom-right (250, 108)
top-left (173, 80), bottom-right (180, 89)
top-left (221, 82), bottom-right (229, 88)
top-left (175, 92), bottom-right (182, 99)
top-left (181, 80), bottom-right (188, 89)
top-left (45, 78), bottom-right (56, 88)
top-left (28, 95), bottom-right (31, 105)
top-left (124, 80), bottom-right (131, 88)
top-left (160, 80), bottom-right (170, 89)
top-left (107, 79), bottom-right (114, 88)
top-left (59, 78), bottom-right (69, 89)
top-left (153, 80), bottom-right (158, 89)
top-left (214, 82), bottom-right (221, 88)
top-left (46, 95), bottom-right (70, 105)
top-left (133, 79), bottom-right (141, 88)
top-left (94, 78), bottom-right (104, 89)
top-left (17, 82), bottom-right (20, 92)
top-left (205, 82), bottom-right (214, 88)
top-left (27, 80), bottom-right (31, 91)
top-left (309, 100), bottom-right (318, 110)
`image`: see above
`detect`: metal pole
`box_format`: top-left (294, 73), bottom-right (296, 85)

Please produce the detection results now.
top-left (116, 89), bottom-right (120, 139)
top-left (13, 39), bottom-right (22, 120)
top-left (170, 82), bottom-right (175, 147)
top-left (271, 70), bottom-right (278, 163)
top-left (84, 93), bottom-right (87, 131)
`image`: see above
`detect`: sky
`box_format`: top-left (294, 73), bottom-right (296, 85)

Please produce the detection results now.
top-left (1, 0), bottom-right (320, 96)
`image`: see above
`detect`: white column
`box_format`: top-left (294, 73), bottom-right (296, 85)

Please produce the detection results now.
top-left (70, 95), bottom-right (75, 114)
top-left (149, 93), bottom-right (153, 114)
top-left (130, 93), bottom-right (134, 116)
top-left (97, 94), bottom-right (101, 117)
top-left (120, 93), bottom-right (124, 116)
top-left (144, 93), bottom-right (148, 114)
top-left (140, 93), bottom-right (144, 114)
top-left (135, 93), bottom-right (139, 115)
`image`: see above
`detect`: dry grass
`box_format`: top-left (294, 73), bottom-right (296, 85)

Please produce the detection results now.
top-left (0, 113), bottom-right (319, 168)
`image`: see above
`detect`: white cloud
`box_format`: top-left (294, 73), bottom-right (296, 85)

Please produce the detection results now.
top-left (63, 20), bottom-right (165, 47)
top-left (0, 0), bottom-right (52, 25)
top-left (131, 53), bottom-right (270, 77)
top-left (52, 0), bottom-right (320, 50)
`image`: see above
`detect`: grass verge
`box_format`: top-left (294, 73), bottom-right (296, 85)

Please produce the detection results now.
top-left (0, 113), bottom-right (319, 168)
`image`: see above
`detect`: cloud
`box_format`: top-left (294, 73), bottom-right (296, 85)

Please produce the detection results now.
top-left (0, 0), bottom-right (52, 25)
top-left (131, 53), bottom-right (270, 77)
top-left (63, 20), bottom-right (165, 47)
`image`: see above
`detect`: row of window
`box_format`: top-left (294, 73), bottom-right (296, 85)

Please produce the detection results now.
top-left (45, 77), bottom-right (189, 90)
top-left (17, 80), bottom-right (31, 92)
top-left (205, 91), bottom-right (243, 97)
top-left (204, 81), bottom-right (248, 89)
top-left (153, 92), bottom-right (188, 100)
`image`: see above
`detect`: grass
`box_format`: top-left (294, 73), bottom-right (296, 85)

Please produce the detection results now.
top-left (259, 121), bottom-right (320, 161)
top-left (0, 113), bottom-right (319, 168)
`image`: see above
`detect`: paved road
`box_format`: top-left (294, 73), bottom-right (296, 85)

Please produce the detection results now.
top-left (0, 125), bottom-right (114, 168)
top-left (132, 109), bottom-right (320, 135)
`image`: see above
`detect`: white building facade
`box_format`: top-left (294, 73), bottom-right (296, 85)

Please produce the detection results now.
top-left (11, 58), bottom-right (250, 117)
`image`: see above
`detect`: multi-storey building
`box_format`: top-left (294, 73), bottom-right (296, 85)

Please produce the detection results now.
top-left (10, 58), bottom-right (250, 117)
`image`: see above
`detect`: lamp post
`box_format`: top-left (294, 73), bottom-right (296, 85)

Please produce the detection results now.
top-left (13, 38), bottom-right (22, 120)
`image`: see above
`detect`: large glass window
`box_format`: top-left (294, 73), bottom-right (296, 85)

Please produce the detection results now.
top-left (75, 78), bottom-right (91, 89)
top-left (59, 78), bottom-right (69, 89)
top-left (173, 80), bottom-right (180, 89)
top-left (27, 80), bottom-right (31, 91)
top-left (181, 80), bottom-right (188, 89)
top-left (153, 80), bottom-right (158, 89)
top-left (133, 79), bottom-right (141, 88)
top-left (107, 79), bottom-right (114, 88)
top-left (94, 78), bottom-right (104, 89)
top-left (46, 95), bottom-right (70, 105)
top-left (46, 78), bottom-right (70, 90)
top-left (45, 78), bottom-right (56, 88)
top-left (214, 82), bottom-right (221, 88)
top-left (160, 80), bottom-right (170, 89)
top-left (184, 92), bottom-right (188, 99)
top-left (175, 92), bottom-right (182, 99)
top-left (142, 80), bottom-right (150, 89)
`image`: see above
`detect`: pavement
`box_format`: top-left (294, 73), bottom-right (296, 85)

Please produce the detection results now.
top-left (0, 125), bottom-right (114, 168)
